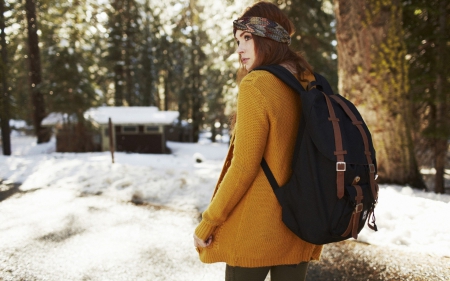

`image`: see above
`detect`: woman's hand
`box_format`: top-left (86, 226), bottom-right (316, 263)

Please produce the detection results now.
top-left (193, 234), bottom-right (213, 248)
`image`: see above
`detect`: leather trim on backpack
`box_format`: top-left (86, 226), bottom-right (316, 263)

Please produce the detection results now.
top-left (322, 92), bottom-right (347, 199)
top-left (330, 95), bottom-right (379, 203)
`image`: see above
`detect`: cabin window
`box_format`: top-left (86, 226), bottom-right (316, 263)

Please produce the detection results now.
top-left (145, 126), bottom-right (160, 133)
top-left (93, 135), bottom-right (101, 144)
top-left (123, 126), bottom-right (138, 133)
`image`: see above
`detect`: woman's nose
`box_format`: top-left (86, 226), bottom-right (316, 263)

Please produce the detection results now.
top-left (236, 44), bottom-right (244, 54)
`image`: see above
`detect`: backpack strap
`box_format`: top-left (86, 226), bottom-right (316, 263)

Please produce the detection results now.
top-left (295, 70), bottom-right (349, 200)
top-left (261, 158), bottom-right (280, 189)
top-left (253, 65), bottom-right (307, 190)
top-left (367, 209), bottom-right (378, 231)
top-left (253, 65), bottom-right (307, 92)
top-left (329, 95), bottom-right (379, 202)
top-left (306, 81), bottom-right (322, 91)
top-left (311, 74), bottom-right (348, 199)
top-left (313, 72), bottom-right (334, 95)
top-left (341, 184), bottom-right (364, 239)
top-left (322, 93), bottom-right (347, 199)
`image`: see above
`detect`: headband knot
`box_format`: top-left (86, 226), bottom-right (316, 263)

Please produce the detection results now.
top-left (233, 17), bottom-right (291, 45)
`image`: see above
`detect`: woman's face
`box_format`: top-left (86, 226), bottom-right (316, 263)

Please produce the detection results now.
top-left (235, 30), bottom-right (256, 71)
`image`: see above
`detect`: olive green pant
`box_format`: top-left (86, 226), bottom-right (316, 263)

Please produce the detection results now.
top-left (225, 262), bottom-right (309, 281)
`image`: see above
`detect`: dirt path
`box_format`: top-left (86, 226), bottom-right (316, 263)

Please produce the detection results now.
top-left (0, 180), bottom-right (22, 202)
top-left (306, 240), bottom-right (450, 281)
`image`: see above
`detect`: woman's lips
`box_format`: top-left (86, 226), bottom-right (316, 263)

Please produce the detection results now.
top-left (242, 58), bottom-right (249, 64)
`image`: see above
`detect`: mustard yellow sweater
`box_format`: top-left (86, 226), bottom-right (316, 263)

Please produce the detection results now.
top-left (195, 69), bottom-right (323, 267)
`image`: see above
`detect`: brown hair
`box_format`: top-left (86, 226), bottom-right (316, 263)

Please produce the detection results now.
top-left (235, 1), bottom-right (313, 83)
top-left (231, 1), bottom-right (313, 131)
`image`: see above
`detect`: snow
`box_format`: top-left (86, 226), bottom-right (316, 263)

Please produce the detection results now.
top-left (84, 106), bottom-right (180, 125)
top-left (2, 135), bottom-right (56, 155)
top-left (42, 112), bottom-right (78, 126)
top-left (0, 135), bottom-right (227, 280)
top-left (41, 107), bottom-right (180, 127)
top-left (357, 185), bottom-right (450, 257)
top-left (0, 135), bottom-right (449, 279)
top-left (1, 138), bottom-right (227, 213)
top-left (9, 119), bottom-right (28, 129)
top-left (0, 187), bottom-right (225, 280)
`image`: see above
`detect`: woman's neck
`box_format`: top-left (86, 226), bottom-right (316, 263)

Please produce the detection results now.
top-left (280, 62), bottom-right (297, 76)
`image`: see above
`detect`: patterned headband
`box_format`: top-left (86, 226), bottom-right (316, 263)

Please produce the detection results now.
top-left (233, 17), bottom-right (291, 45)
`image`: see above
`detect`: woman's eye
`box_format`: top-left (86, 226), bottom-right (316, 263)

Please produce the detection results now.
top-left (244, 35), bottom-right (251, 41)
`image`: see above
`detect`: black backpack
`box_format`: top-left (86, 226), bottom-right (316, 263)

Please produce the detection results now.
top-left (254, 65), bottom-right (379, 245)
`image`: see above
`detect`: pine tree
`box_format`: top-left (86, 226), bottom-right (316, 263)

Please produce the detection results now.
top-left (404, 0), bottom-right (450, 193)
top-left (168, 0), bottom-right (208, 142)
top-left (25, 0), bottom-right (48, 143)
top-left (106, 0), bottom-right (142, 106)
top-left (38, 0), bottom-right (99, 119)
top-left (139, 0), bottom-right (159, 107)
top-left (4, 0), bottom-right (30, 124)
top-left (26, 0), bottom-right (101, 151)
top-left (0, 0), bottom-right (11, 155)
top-left (278, 0), bottom-right (338, 92)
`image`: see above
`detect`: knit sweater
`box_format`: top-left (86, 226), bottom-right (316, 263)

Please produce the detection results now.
top-left (195, 69), bottom-right (323, 267)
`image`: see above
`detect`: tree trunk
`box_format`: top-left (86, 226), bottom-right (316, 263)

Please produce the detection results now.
top-left (0, 0), bottom-right (11, 155)
top-left (164, 70), bottom-right (170, 111)
top-left (434, 0), bottom-right (448, 194)
top-left (111, 0), bottom-right (124, 106)
top-left (25, 0), bottom-right (48, 143)
top-left (142, 0), bottom-right (155, 107)
top-left (191, 46), bottom-right (202, 143)
top-left (190, 38), bottom-right (200, 143)
top-left (210, 121), bottom-right (217, 143)
top-left (125, 51), bottom-right (133, 106)
top-left (114, 63), bottom-right (124, 106)
top-left (333, 0), bottom-right (425, 188)
top-left (434, 139), bottom-right (447, 193)
top-left (124, 0), bottom-right (133, 106)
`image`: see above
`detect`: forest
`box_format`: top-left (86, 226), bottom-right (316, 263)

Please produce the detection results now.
top-left (0, 0), bottom-right (448, 193)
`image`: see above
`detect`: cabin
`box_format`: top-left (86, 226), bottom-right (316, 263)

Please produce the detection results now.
top-left (85, 106), bottom-right (179, 154)
top-left (42, 106), bottom-right (179, 154)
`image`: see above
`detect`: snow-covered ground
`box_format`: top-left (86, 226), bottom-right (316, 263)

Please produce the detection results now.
top-left (1, 137), bottom-right (227, 213)
top-left (0, 186), bottom-right (224, 280)
top-left (0, 135), bottom-right (229, 280)
top-left (0, 135), bottom-right (449, 279)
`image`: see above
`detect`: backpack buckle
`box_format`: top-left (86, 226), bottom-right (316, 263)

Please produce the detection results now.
top-left (369, 164), bottom-right (375, 173)
top-left (336, 162), bottom-right (346, 171)
top-left (355, 203), bottom-right (363, 213)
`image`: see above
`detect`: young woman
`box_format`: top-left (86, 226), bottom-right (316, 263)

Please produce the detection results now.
top-left (193, 2), bottom-right (323, 280)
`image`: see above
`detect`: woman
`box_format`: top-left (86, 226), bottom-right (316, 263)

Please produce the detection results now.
top-left (193, 2), bottom-right (323, 280)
